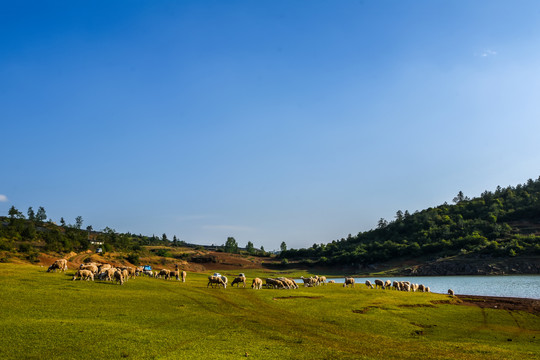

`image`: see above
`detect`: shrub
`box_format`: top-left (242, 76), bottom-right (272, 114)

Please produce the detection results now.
top-left (18, 243), bottom-right (34, 253)
top-left (155, 249), bottom-right (172, 258)
top-left (127, 253), bottom-right (140, 265)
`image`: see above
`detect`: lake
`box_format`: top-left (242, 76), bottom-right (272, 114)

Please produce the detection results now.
top-left (296, 275), bottom-right (540, 299)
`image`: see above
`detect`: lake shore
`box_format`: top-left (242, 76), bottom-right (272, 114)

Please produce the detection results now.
top-left (456, 294), bottom-right (540, 314)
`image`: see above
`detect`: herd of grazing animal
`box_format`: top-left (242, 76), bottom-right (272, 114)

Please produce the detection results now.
top-left (362, 278), bottom-right (432, 293)
top-left (49, 258), bottom-right (453, 296)
top-left (47, 258), bottom-right (189, 286)
top-left (300, 275), bottom-right (327, 287)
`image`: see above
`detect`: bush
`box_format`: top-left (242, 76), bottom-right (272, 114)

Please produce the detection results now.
top-left (173, 253), bottom-right (189, 260)
top-left (18, 243), bottom-right (34, 253)
top-left (127, 253), bottom-right (140, 265)
top-left (155, 249), bottom-right (172, 258)
top-left (0, 239), bottom-right (13, 251)
top-left (281, 258), bottom-right (289, 265)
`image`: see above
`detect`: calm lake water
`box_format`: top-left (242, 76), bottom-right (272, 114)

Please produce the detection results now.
top-left (296, 275), bottom-right (540, 299)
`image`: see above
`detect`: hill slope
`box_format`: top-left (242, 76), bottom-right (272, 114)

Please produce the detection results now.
top-left (280, 177), bottom-right (540, 275)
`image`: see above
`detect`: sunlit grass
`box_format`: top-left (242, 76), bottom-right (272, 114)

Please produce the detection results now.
top-left (0, 264), bottom-right (538, 359)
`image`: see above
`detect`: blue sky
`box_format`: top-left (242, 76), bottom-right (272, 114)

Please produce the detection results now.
top-left (2, 1), bottom-right (540, 250)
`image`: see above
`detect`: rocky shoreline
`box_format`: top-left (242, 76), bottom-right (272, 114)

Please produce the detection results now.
top-left (400, 257), bottom-right (540, 276)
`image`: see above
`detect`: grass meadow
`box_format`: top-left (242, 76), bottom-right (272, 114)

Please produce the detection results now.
top-left (0, 263), bottom-right (539, 360)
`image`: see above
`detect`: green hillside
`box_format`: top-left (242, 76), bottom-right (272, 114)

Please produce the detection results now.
top-left (280, 177), bottom-right (540, 269)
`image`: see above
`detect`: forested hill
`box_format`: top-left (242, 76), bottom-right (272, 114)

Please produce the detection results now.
top-left (280, 177), bottom-right (540, 269)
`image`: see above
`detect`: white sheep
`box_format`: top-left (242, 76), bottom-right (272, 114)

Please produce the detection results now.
top-left (72, 269), bottom-right (94, 281)
top-left (374, 279), bottom-right (385, 289)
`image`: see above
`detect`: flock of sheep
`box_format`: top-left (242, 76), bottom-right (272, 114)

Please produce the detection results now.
top-left (207, 273), bottom-right (303, 289)
top-left (48, 258), bottom-right (456, 295)
top-left (344, 277), bottom-right (431, 293)
top-left (47, 259), bottom-right (187, 285)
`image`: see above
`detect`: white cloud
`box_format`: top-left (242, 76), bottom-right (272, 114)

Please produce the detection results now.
top-left (0, 194), bottom-right (7, 202)
top-left (479, 49), bottom-right (497, 57)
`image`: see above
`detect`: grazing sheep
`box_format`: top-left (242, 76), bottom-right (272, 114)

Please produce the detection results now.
top-left (278, 277), bottom-right (298, 289)
top-left (401, 283), bottom-right (411, 292)
top-left (208, 275), bottom-right (227, 288)
top-left (328, 280), bottom-right (335, 284)
top-left (156, 269), bottom-right (171, 279)
top-left (448, 289), bottom-right (454, 296)
top-left (288, 278), bottom-right (299, 289)
top-left (425, 286), bottom-right (431, 293)
top-left (47, 259), bottom-right (68, 272)
top-left (127, 267), bottom-right (136, 278)
top-left (97, 268), bottom-right (113, 281)
top-left (113, 270), bottom-right (124, 285)
top-left (99, 264), bottom-right (112, 272)
top-left (374, 279), bottom-right (385, 289)
top-left (231, 275), bottom-right (247, 288)
top-left (300, 276), bottom-right (317, 287)
top-left (277, 277), bottom-right (297, 289)
top-left (143, 270), bottom-right (153, 277)
top-left (365, 280), bottom-right (374, 289)
top-left (318, 276), bottom-right (327, 285)
top-left (384, 280), bottom-right (392, 289)
top-left (265, 278), bottom-right (286, 289)
top-left (392, 281), bottom-right (401, 291)
top-left (80, 264), bottom-right (99, 274)
top-left (181, 270), bottom-right (186, 283)
top-left (72, 269), bottom-right (94, 281)
top-left (170, 270), bottom-right (180, 281)
top-left (121, 269), bottom-right (129, 282)
top-left (343, 277), bottom-right (355, 287)
top-left (411, 284), bottom-right (419, 292)
top-left (251, 278), bottom-right (263, 289)
top-left (418, 284), bottom-right (426, 292)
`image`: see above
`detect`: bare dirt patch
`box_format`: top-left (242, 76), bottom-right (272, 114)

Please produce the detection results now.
top-left (398, 304), bottom-right (436, 308)
top-left (272, 296), bottom-right (323, 300)
top-left (456, 294), bottom-right (540, 314)
top-left (352, 306), bottom-right (378, 314)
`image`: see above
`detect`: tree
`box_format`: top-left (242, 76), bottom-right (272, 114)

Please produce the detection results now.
top-left (75, 216), bottom-right (83, 229)
top-left (280, 241), bottom-right (287, 252)
top-left (173, 235), bottom-right (178, 247)
top-left (377, 218), bottom-right (388, 229)
top-left (27, 207), bottom-right (35, 221)
top-left (162, 233), bottom-right (168, 242)
top-left (8, 206), bottom-right (23, 220)
top-left (453, 191), bottom-right (470, 204)
top-left (395, 210), bottom-right (404, 221)
top-left (86, 225), bottom-right (93, 232)
top-left (246, 241), bottom-right (255, 254)
top-left (36, 207), bottom-right (47, 223)
top-left (224, 237), bottom-right (238, 253)
top-left (60, 217), bottom-right (66, 227)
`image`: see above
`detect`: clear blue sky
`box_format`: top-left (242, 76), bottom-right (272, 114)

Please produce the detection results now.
top-left (2, 1), bottom-right (540, 250)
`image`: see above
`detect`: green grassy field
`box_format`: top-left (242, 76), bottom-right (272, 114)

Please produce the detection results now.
top-left (0, 264), bottom-right (538, 360)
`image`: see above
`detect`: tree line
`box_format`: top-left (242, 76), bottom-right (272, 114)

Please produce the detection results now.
top-left (0, 207), bottom-right (268, 261)
top-left (280, 177), bottom-right (540, 266)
